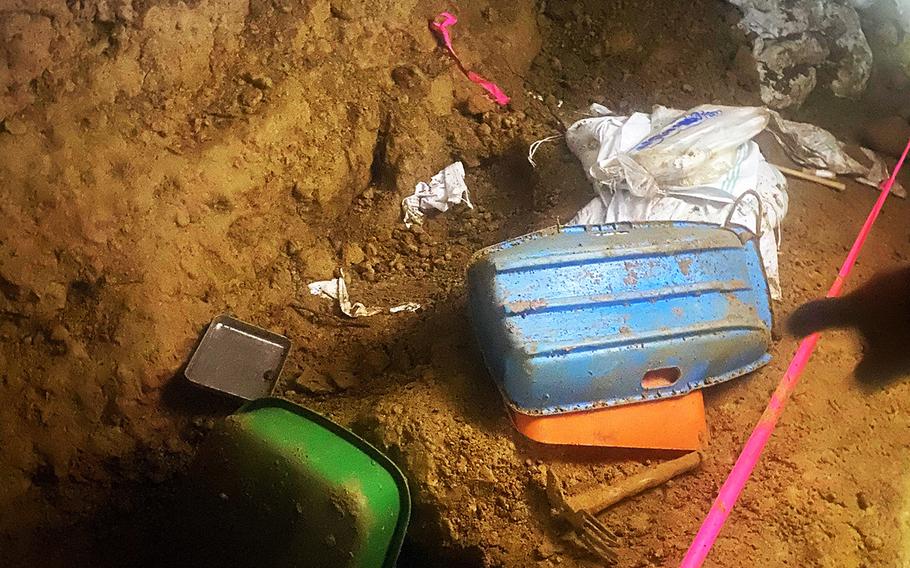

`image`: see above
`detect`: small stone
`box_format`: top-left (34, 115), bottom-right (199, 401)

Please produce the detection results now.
top-left (863, 534), bottom-right (883, 551)
top-left (391, 65), bottom-right (422, 88)
top-left (343, 243), bottom-right (366, 265)
top-left (535, 541), bottom-right (557, 560)
top-left (293, 366), bottom-right (335, 394)
top-left (41, 283), bottom-right (68, 312)
top-left (682, 83), bottom-right (695, 93)
top-left (464, 93), bottom-right (495, 116)
top-left (361, 187), bottom-right (375, 200)
top-left (2, 117), bottom-right (27, 136)
top-left (821, 491), bottom-right (841, 505)
top-left (627, 512), bottom-right (651, 534)
top-left (328, 369), bottom-right (358, 390)
top-left (239, 86), bottom-right (264, 109)
top-left (477, 123), bottom-right (492, 137)
top-left (243, 72), bottom-right (274, 90)
top-left (69, 340), bottom-right (90, 360)
top-left (175, 209), bottom-right (190, 227)
top-left (286, 240), bottom-right (303, 256)
top-left (479, 465), bottom-right (497, 483)
top-left (50, 324), bottom-right (70, 343)
top-left (291, 181), bottom-right (313, 203)
top-left (857, 491), bottom-right (871, 510)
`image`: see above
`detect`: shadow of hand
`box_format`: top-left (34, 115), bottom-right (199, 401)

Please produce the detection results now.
top-left (787, 265), bottom-right (910, 388)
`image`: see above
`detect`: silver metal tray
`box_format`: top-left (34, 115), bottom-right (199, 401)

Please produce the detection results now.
top-left (185, 314), bottom-right (291, 400)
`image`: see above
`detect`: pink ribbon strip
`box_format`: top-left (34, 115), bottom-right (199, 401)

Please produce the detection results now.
top-left (430, 12), bottom-right (510, 106)
top-left (680, 136), bottom-right (910, 568)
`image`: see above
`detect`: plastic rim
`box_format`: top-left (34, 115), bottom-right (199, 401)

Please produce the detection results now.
top-left (236, 397), bottom-right (411, 568)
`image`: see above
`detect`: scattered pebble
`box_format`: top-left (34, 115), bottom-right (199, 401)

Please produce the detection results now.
top-left (175, 209), bottom-right (190, 227)
top-left (464, 93), bottom-right (496, 116)
top-left (343, 243), bottom-right (366, 265)
top-left (328, 369), bottom-right (358, 390)
top-left (863, 534), bottom-right (883, 551)
top-left (50, 324), bottom-right (70, 343)
top-left (856, 491), bottom-right (871, 510)
top-left (239, 86), bottom-right (264, 110)
top-left (3, 117), bottom-right (27, 136)
top-left (243, 72), bottom-right (274, 90)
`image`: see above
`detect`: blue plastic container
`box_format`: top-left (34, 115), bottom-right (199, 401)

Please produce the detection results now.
top-left (467, 222), bottom-right (772, 415)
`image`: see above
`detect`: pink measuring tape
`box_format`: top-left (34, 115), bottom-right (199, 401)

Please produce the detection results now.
top-left (680, 137), bottom-right (910, 567)
top-left (430, 12), bottom-right (510, 106)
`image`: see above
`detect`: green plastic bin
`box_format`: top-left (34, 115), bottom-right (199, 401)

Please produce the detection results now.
top-left (187, 398), bottom-right (410, 568)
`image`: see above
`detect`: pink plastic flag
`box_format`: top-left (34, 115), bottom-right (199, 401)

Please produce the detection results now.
top-left (430, 12), bottom-right (510, 106)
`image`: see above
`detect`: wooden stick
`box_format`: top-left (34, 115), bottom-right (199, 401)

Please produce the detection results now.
top-left (776, 165), bottom-right (847, 191)
top-left (565, 451), bottom-right (702, 515)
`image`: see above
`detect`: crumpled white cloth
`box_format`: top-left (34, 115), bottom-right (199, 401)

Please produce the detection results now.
top-left (308, 270), bottom-right (382, 318)
top-left (402, 161), bottom-right (473, 228)
top-left (308, 270), bottom-right (422, 318)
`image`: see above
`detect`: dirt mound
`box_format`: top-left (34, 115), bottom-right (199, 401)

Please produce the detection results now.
top-left (0, 0), bottom-right (540, 562)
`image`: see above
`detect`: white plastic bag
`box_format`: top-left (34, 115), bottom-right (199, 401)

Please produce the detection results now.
top-left (585, 105), bottom-right (770, 199)
top-left (766, 111), bottom-right (906, 197)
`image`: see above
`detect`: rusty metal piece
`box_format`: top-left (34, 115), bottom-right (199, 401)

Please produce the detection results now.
top-left (546, 468), bottom-right (619, 564)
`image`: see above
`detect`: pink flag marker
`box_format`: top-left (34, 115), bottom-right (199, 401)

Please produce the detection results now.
top-left (680, 136), bottom-right (910, 568)
top-left (430, 11), bottom-right (510, 106)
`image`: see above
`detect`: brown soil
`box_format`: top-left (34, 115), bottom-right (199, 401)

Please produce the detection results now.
top-left (1, 1), bottom-right (909, 567)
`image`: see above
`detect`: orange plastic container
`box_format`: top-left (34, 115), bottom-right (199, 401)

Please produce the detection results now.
top-left (509, 391), bottom-right (707, 451)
